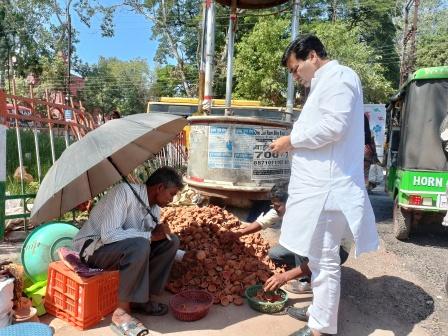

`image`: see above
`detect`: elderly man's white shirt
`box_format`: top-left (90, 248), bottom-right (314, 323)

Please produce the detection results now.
top-left (279, 60), bottom-right (379, 257)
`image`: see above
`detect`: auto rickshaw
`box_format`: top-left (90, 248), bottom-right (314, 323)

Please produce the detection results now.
top-left (384, 66), bottom-right (448, 240)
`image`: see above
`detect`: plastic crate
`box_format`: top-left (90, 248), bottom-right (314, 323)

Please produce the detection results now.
top-left (44, 261), bottom-right (119, 330)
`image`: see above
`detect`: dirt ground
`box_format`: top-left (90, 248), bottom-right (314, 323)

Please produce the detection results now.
top-left (364, 190), bottom-right (448, 336)
top-left (1, 186), bottom-right (447, 335)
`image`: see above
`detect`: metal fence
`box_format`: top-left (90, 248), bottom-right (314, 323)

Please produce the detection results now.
top-left (0, 89), bottom-right (95, 239)
top-left (0, 89), bottom-right (189, 239)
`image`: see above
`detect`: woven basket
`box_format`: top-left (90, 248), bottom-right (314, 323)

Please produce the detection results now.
top-left (169, 290), bottom-right (213, 321)
top-left (245, 284), bottom-right (288, 314)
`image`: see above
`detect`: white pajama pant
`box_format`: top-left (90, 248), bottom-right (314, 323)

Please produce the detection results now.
top-left (307, 210), bottom-right (348, 335)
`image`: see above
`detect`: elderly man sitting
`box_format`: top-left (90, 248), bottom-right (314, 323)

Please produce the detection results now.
top-left (73, 166), bottom-right (183, 336)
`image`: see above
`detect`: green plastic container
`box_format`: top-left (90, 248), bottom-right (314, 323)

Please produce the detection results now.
top-left (245, 284), bottom-right (288, 314)
top-left (24, 280), bottom-right (47, 316)
top-left (21, 221), bottom-right (79, 282)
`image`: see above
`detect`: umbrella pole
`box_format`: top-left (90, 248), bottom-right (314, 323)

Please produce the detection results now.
top-left (106, 157), bottom-right (147, 208)
top-left (106, 157), bottom-right (170, 241)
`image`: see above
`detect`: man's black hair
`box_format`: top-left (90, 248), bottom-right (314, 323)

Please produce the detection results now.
top-left (271, 181), bottom-right (288, 203)
top-left (281, 34), bottom-right (328, 67)
top-left (145, 166), bottom-right (184, 189)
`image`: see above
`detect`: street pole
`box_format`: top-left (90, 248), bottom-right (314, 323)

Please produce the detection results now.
top-left (400, 0), bottom-right (418, 85)
top-left (66, 1), bottom-right (72, 102)
top-left (400, 0), bottom-right (411, 85)
top-left (203, 0), bottom-right (215, 115)
top-left (197, 0), bottom-right (208, 115)
top-left (285, 0), bottom-right (300, 122)
top-left (409, 0), bottom-right (419, 76)
top-left (224, 0), bottom-right (237, 116)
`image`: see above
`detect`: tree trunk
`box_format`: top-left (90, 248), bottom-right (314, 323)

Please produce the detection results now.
top-left (160, 0), bottom-right (193, 97)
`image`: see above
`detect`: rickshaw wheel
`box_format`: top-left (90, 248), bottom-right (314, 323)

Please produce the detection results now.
top-left (393, 197), bottom-right (412, 240)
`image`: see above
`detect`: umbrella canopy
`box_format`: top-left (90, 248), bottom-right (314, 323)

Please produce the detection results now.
top-left (30, 113), bottom-right (187, 226)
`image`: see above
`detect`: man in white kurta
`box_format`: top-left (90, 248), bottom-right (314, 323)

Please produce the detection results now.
top-left (270, 35), bottom-right (379, 336)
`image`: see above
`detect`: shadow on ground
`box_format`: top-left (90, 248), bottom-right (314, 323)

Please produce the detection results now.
top-left (41, 265), bottom-right (436, 336)
top-left (339, 267), bottom-right (434, 336)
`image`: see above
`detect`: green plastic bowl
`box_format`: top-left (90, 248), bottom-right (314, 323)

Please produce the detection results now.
top-left (21, 221), bottom-right (79, 282)
top-left (245, 284), bottom-right (288, 314)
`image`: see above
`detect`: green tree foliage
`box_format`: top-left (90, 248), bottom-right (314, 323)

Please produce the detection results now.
top-left (0, 0), bottom-right (54, 81)
top-left (36, 56), bottom-right (67, 94)
top-left (74, 0), bottom-right (116, 37)
top-left (312, 22), bottom-right (395, 103)
top-left (415, 0), bottom-right (448, 68)
top-left (234, 18), bottom-right (394, 104)
top-left (6, 128), bottom-right (66, 185)
top-left (123, 0), bottom-right (203, 97)
top-left (298, 0), bottom-right (401, 87)
top-left (0, 0), bottom-right (87, 73)
top-left (0, 0), bottom-right (87, 96)
top-left (213, 7), bottom-right (266, 98)
top-left (140, 0), bottom-right (400, 102)
top-left (341, 0), bottom-right (401, 87)
top-left (4, 0), bottom-right (438, 107)
top-left (149, 65), bottom-right (195, 98)
top-left (233, 17), bottom-right (290, 105)
top-left (77, 58), bottom-right (151, 117)
top-left (75, 1), bottom-right (265, 98)
top-left (131, 1), bottom-right (257, 98)
top-left (11, 56), bottom-right (67, 97)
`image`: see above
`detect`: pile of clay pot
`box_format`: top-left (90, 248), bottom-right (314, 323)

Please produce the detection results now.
top-left (161, 205), bottom-right (284, 306)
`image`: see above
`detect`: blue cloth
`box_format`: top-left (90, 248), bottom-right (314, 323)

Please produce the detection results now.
top-left (0, 322), bottom-right (53, 336)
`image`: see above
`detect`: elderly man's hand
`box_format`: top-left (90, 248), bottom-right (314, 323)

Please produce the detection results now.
top-left (269, 136), bottom-right (293, 154)
top-left (151, 224), bottom-right (167, 241)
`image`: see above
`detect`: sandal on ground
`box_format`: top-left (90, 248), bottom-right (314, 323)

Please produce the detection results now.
top-left (287, 305), bottom-right (309, 322)
top-left (284, 279), bottom-right (312, 294)
top-left (110, 318), bottom-right (149, 336)
top-left (131, 301), bottom-right (168, 316)
top-left (289, 325), bottom-right (334, 336)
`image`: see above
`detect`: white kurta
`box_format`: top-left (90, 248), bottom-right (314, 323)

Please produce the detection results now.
top-left (279, 60), bottom-right (379, 258)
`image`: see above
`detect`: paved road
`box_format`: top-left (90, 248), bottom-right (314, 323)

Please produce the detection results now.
top-left (340, 187), bottom-right (448, 336)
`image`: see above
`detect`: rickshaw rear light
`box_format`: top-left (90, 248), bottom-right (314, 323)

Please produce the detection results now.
top-left (408, 195), bottom-right (423, 205)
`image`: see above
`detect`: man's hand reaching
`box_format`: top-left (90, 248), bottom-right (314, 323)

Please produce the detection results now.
top-left (264, 273), bottom-right (288, 292)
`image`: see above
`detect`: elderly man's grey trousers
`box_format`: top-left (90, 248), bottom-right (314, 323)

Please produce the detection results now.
top-left (86, 235), bottom-right (180, 303)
